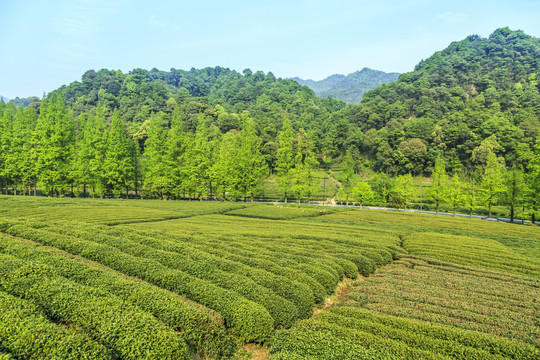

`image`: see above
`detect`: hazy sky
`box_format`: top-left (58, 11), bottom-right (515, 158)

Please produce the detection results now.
top-left (1, 0), bottom-right (539, 99)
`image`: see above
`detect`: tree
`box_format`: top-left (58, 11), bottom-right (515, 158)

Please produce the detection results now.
top-left (463, 172), bottom-right (479, 218)
top-left (211, 132), bottom-right (241, 201)
top-left (164, 107), bottom-right (186, 198)
top-left (503, 167), bottom-right (525, 223)
top-left (238, 112), bottom-right (267, 202)
top-left (352, 181), bottom-right (373, 209)
top-left (33, 92), bottom-right (74, 196)
top-left (184, 116), bottom-right (211, 200)
top-left (526, 141), bottom-right (540, 224)
top-left (142, 113), bottom-right (169, 198)
top-left (447, 173), bottom-right (463, 217)
top-left (393, 174), bottom-right (415, 211)
top-left (341, 148), bottom-right (355, 207)
top-left (275, 118), bottom-right (294, 203)
top-left (426, 156), bottom-right (448, 215)
top-left (480, 151), bottom-right (506, 217)
top-left (103, 109), bottom-right (134, 198)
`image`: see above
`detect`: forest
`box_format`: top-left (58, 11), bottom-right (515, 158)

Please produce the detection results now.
top-left (0, 27), bottom-right (539, 221)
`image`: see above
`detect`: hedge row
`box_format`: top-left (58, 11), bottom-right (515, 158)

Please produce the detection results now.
top-left (0, 254), bottom-right (189, 360)
top-left (0, 235), bottom-right (236, 359)
top-left (170, 236), bottom-right (328, 304)
top-left (1, 222), bottom-right (274, 343)
top-left (49, 223), bottom-right (314, 323)
top-left (290, 319), bottom-right (449, 360)
top-left (103, 226), bottom-right (316, 319)
top-left (270, 328), bottom-right (395, 360)
top-left (316, 311), bottom-right (505, 360)
top-left (329, 307), bottom-right (540, 360)
top-left (41, 223), bottom-right (297, 329)
top-left (0, 291), bottom-right (111, 360)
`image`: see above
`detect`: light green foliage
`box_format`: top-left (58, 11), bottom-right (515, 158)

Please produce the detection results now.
top-left (526, 141), bottom-right (540, 222)
top-left (275, 118), bottom-right (294, 202)
top-left (503, 167), bottom-right (525, 222)
top-left (142, 113), bottom-right (171, 198)
top-left (104, 109), bottom-right (134, 198)
top-left (447, 173), bottom-right (464, 216)
top-left (480, 151), bottom-right (506, 217)
top-left (352, 181), bottom-right (373, 208)
top-left (211, 132), bottom-right (242, 201)
top-left (340, 148), bottom-right (356, 206)
top-left (239, 113), bottom-right (267, 201)
top-left (426, 156), bottom-right (448, 214)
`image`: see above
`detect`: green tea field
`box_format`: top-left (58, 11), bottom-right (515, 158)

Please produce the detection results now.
top-left (0, 196), bottom-right (538, 359)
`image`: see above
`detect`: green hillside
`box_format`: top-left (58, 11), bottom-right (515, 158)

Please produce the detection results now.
top-left (292, 68), bottom-right (400, 104)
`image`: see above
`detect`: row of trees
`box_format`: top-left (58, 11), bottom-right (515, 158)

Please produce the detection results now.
top-left (0, 92), bottom-right (321, 202)
top-left (338, 149), bottom-right (540, 223)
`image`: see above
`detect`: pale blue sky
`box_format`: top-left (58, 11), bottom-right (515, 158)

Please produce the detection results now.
top-left (1, 0), bottom-right (539, 99)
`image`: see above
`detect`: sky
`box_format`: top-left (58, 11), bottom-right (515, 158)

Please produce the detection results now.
top-left (1, 0), bottom-right (539, 99)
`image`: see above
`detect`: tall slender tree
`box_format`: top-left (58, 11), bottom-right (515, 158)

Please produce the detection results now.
top-left (503, 166), bottom-right (525, 222)
top-left (341, 148), bottom-right (355, 207)
top-left (239, 112), bottom-right (267, 202)
top-left (103, 109), bottom-right (134, 198)
top-left (526, 142), bottom-right (540, 224)
top-left (275, 117), bottom-right (294, 203)
top-left (426, 156), bottom-right (448, 215)
top-left (481, 151), bottom-right (506, 217)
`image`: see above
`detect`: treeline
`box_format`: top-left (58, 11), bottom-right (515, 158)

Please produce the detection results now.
top-left (338, 149), bottom-right (540, 223)
top-left (0, 92), bottom-right (319, 202)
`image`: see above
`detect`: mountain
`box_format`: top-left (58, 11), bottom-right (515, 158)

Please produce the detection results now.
top-left (292, 68), bottom-right (400, 103)
top-left (0, 95), bottom-right (9, 102)
top-left (337, 27), bottom-right (540, 175)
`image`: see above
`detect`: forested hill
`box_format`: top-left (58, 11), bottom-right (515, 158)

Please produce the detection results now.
top-left (291, 68), bottom-right (400, 104)
top-left (337, 27), bottom-right (540, 174)
top-left (57, 67), bottom-right (347, 143)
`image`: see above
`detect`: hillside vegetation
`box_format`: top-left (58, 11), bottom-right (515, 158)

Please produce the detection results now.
top-left (291, 68), bottom-right (400, 104)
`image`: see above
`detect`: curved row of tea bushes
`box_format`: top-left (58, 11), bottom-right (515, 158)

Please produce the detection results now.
top-left (270, 328), bottom-right (395, 360)
top-left (42, 224), bottom-right (297, 329)
top-left (186, 238), bottom-right (341, 293)
top-left (175, 238), bottom-right (328, 304)
top-left (329, 307), bottom-right (540, 360)
top-left (315, 312), bottom-right (506, 360)
top-left (0, 291), bottom-right (111, 360)
top-left (100, 227), bottom-right (316, 319)
top-left (0, 254), bottom-right (189, 360)
top-left (287, 319), bottom-right (449, 360)
top-left (47, 224), bottom-right (309, 325)
top-left (0, 236), bottom-right (236, 359)
top-left (1, 222), bottom-right (274, 343)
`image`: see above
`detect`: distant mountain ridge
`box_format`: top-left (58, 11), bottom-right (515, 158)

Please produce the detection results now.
top-left (292, 68), bottom-right (400, 103)
top-left (0, 95), bottom-right (9, 102)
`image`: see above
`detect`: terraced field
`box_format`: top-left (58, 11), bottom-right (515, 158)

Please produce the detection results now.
top-left (0, 198), bottom-right (538, 359)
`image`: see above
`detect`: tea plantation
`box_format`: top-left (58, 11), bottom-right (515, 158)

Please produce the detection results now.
top-left (0, 196), bottom-right (538, 359)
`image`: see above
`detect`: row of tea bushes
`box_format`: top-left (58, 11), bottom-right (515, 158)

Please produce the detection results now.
top-left (0, 235), bottom-right (236, 359)
top-left (1, 221), bottom-right (274, 343)
top-left (0, 254), bottom-right (189, 360)
top-left (0, 291), bottom-right (110, 360)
